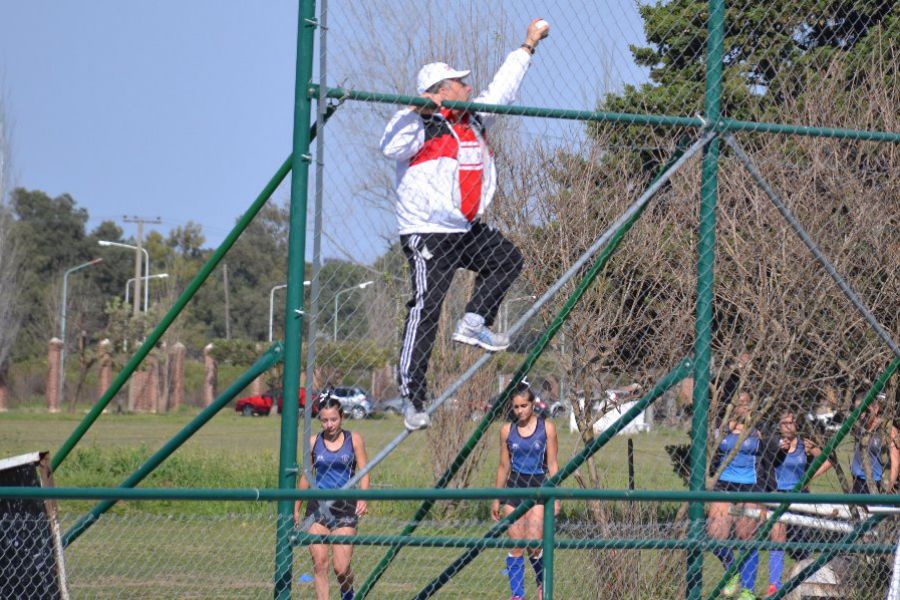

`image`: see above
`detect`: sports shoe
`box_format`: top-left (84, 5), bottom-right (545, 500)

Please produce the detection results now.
top-left (722, 574), bottom-right (740, 597)
top-left (452, 312), bottom-right (510, 352)
top-left (765, 583), bottom-right (778, 597)
top-left (737, 589), bottom-right (756, 600)
top-left (404, 405), bottom-right (431, 430)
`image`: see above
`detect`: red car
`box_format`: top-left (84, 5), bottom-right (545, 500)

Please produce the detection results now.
top-left (235, 388), bottom-right (313, 417)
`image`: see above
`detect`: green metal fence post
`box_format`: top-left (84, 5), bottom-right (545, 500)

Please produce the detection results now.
top-left (543, 496), bottom-right (556, 600)
top-left (274, 1), bottom-right (316, 597)
top-left (687, 1), bottom-right (725, 598)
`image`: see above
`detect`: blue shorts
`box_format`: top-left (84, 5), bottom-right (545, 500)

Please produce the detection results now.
top-left (501, 471), bottom-right (546, 508)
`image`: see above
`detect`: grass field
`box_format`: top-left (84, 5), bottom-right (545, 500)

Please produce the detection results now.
top-left (0, 409), bottom-right (864, 598)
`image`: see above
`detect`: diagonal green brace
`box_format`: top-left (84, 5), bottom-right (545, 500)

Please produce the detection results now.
top-left (355, 138), bottom-right (697, 599)
top-left (412, 358), bottom-right (693, 600)
top-left (62, 343), bottom-right (284, 547)
top-left (704, 356), bottom-right (900, 600)
top-left (768, 513), bottom-right (887, 600)
top-left (50, 106), bottom-right (338, 473)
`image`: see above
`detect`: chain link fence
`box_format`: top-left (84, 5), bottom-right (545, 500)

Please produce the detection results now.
top-left (0, 501), bottom-right (898, 598)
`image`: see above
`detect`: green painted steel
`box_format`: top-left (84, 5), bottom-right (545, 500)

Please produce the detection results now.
top-left (49, 107), bottom-right (338, 475)
top-left (543, 497), bottom-right (556, 600)
top-left (704, 356), bottom-right (900, 600)
top-left (412, 358), bottom-right (693, 600)
top-left (3, 486), bottom-right (900, 504)
top-left (275, 1), bottom-right (317, 597)
top-left (61, 344), bottom-right (283, 548)
top-left (310, 85), bottom-right (900, 143)
top-left (687, 1), bottom-right (725, 598)
top-left (768, 514), bottom-right (888, 600)
top-left (355, 139), bottom-right (697, 599)
top-left (292, 532), bottom-right (895, 554)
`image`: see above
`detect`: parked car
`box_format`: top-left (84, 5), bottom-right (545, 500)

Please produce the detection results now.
top-left (325, 386), bottom-right (372, 420)
top-left (374, 396), bottom-right (406, 415)
top-left (236, 388), bottom-right (311, 417)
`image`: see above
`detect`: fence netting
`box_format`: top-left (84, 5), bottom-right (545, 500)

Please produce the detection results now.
top-left (0, 507), bottom-right (897, 598)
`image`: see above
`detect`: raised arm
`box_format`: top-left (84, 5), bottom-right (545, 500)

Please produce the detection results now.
top-left (380, 109), bottom-right (426, 160)
top-left (804, 438), bottom-right (833, 480)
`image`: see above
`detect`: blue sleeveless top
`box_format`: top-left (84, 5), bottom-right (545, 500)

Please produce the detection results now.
top-left (851, 433), bottom-right (884, 482)
top-left (507, 418), bottom-right (547, 476)
top-left (775, 438), bottom-right (807, 490)
top-left (313, 430), bottom-right (356, 489)
top-left (718, 430), bottom-right (760, 485)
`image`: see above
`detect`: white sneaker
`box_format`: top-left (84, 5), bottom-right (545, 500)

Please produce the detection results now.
top-left (451, 312), bottom-right (510, 352)
top-left (404, 405), bottom-right (431, 430)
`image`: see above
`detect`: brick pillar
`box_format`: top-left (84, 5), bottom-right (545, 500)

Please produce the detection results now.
top-left (147, 353), bottom-right (160, 413)
top-left (47, 338), bottom-right (63, 413)
top-left (159, 341), bottom-right (169, 413)
top-left (97, 339), bottom-right (113, 402)
top-left (0, 365), bottom-right (8, 412)
top-left (203, 343), bottom-right (217, 407)
top-left (170, 342), bottom-right (185, 411)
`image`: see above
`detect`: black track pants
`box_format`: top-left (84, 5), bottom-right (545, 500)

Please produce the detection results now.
top-left (398, 222), bottom-right (523, 410)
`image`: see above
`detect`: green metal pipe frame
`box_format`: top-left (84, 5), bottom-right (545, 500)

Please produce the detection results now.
top-left (310, 85), bottom-right (900, 143)
top-left (687, 0), bottom-right (725, 597)
top-left (61, 344), bottom-right (284, 548)
top-left (49, 105), bottom-right (338, 475)
top-left (355, 137), bottom-right (698, 599)
top-left (769, 514), bottom-right (888, 600)
top-left (275, 0), bottom-right (317, 597)
top-left (412, 358), bottom-right (693, 600)
top-left (704, 356), bottom-right (900, 600)
top-left (3, 486), bottom-right (900, 505)
top-left (293, 532), bottom-right (896, 555)
top-left (543, 498), bottom-right (555, 600)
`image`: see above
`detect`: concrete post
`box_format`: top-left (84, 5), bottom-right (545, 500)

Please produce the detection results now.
top-left (147, 352), bottom-right (160, 413)
top-left (203, 343), bottom-right (217, 407)
top-left (97, 339), bottom-right (113, 402)
top-left (171, 342), bottom-right (185, 411)
top-left (47, 338), bottom-right (63, 412)
top-left (251, 343), bottom-right (264, 396)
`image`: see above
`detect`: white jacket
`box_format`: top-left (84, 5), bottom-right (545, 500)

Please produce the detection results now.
top-left (380, 48), bottom-right (532, 235)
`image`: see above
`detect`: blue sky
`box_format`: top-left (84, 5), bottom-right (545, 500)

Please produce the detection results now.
top-left (0, 1), bottom-right (649, 264)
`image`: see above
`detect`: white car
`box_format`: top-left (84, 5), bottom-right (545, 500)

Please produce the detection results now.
top-left (326, 386), bottom-right (372, 420)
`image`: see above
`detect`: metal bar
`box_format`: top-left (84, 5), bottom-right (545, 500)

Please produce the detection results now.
top-left (356, 135), bottom-right (708, 599)
top-left (4, 487), bottom-right (900, 504)
top-left (275, 1), bottom-right (317, 597)
top-left (723, 133), bottom-right (900, 358)
top-left (768, 514), bottom-right (888, 600)
top-left (411, 358), bottom-right (693, 600)
top-left (310, 85), bottom-right (900, 143)
top-left (292, 532), bottom-right (897, 554)
top-left (50, 110), bottom-right (338, 474)
top-left (302, 0), bottom-right (329, 488)
top-left (705, 357), bottom-right (900, 600)
top-left (543, 497), bottom-right (556, 600)
top-left (61, 344), bottom-right (283, 547)
top-left (688, 2), bottom-right (725, 598)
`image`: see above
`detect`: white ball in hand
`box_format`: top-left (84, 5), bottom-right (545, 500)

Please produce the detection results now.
top-left (535, 19), bottom-right (549, 30)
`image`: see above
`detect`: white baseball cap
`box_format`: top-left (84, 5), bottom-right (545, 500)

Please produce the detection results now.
top-left (416, 62), bottom-right (471, 95)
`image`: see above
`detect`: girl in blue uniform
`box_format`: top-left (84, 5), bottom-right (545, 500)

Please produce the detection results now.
top-left (766, 410), bottom-right (831, 597)
top-left (849, 394), bottom-right (899, 495)
top-left (492, 382), bottom-right (559, 600)
top-left (294, 397), bottom-right (369, 600)
top-left (707, 392), bottom-right (763, 599)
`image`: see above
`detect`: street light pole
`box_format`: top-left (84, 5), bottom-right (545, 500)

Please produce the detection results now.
top-left (333, 281), bottom-right (375, 342)
top-left (60, 258), bottom-right (103, 405)
top-left (270, 281), bottom-right (311, 342)
top-left (125, 274), bottom-right (170, 307)
top-left (98, 241), bottom-right (151, 311)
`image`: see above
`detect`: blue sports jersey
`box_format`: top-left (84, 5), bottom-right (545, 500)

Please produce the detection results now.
top-left (507, 418), bottom-right (547, 475)
top-left (775, 438), bottom-right (807, 490)
top-left (313, 430), bottom-right (356, 489)
top-left (718, 431), bottom-right (760, 485)
top-left (851, 434), bottom-right (884, 482)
